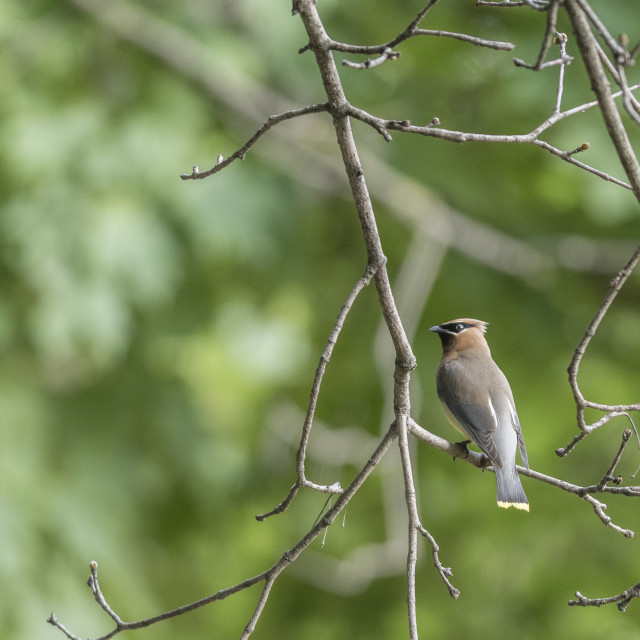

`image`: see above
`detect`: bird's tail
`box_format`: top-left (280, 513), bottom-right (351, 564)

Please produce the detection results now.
top-left (496, 464), bottom-right (529, 511)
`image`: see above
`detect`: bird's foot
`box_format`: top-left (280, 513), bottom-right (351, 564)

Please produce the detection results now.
top-left (453, 440), bottom-right (471, 461)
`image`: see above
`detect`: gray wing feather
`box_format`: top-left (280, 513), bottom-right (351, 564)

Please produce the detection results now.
top-left (436, 359), bottom-right (504, 467)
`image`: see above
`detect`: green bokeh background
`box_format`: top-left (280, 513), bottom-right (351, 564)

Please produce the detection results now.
top-left (2, 1), bottom-right (640, 639)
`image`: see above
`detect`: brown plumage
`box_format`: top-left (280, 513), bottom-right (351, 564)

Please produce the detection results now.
top-left (430, 318), bottom-right (529, 511)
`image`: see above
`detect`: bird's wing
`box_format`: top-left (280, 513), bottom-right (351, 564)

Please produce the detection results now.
top-left (436, 360), bottom-right (504, 467)
top-left (452, 400), bottom-right (504, 467)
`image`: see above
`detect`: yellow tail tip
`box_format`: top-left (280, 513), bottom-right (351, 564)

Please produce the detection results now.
top-left (497, 501), bottom-right (530, 512)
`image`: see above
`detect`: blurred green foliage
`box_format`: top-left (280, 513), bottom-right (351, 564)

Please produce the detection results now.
top-left (1, 1), bottom-right (640, 639)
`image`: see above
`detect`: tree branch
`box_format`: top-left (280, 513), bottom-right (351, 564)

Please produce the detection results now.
top-left (180, 104), bottom-right (329, 180)
top-left (570, 581), bottom-right (640, 611)
top-left (409, 419), bottom-right (639, 537)
top-left (256, 263), bottom-right (378, 521)
top-left (564, 0), bottom-right (640, 201)
top-left (561, 245), bottom-right (640, 455)
top-left (398, 413), bottom-right (460, 636)
top-left (49, 425), bottom-right (398, 640)
top-left (512, 0), bottom-right (559, 69)
top-left (319, 1), bottom-right (515, 70)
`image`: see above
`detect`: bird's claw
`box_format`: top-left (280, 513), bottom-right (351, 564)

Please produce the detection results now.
top-left (453, 440), bottom-right (471, 461)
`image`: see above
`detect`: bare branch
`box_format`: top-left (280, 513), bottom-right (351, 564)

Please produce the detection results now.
top-left (476, 0), bottom-right (550, 9)
top-left (617, 62), bottom-right (640, 126)
top-left (381, 104), bottom-right (634, 189)
top-left (576, 0), bottom-right (628, 64)
top-left (295, 263), bottom-right (378, 484)
top-left (342, 47), bottom-right (401, 70)
top-left (255, 483), bottom-right (301, 522)
top-left (412, 29), bottom-right (515, 51)
top-left (594, 428), bottom-right (634, 490)
top-left (418, 524), bottom-right (459, 599)
top-left (513, 0), bottom-right (559, 69)
top-left (257, 263), bottom-right (379, 521)
top-left (48, 560), bottom-right (270, 640)
top-left (564, 0), bottom-right (640, 201)
top-left (397, 413), bottom-right (459, 639)
top-left (561, 245), bottom-right (640, 454)
top-left (570, 582), bottom-right (640, 611)
top-left (552, 32), bottom-right (571, 112)
top-left (180, 104), bottom-right (329, 180)
top-left (50, 425), bottom-right (398, 640)
top-left (337, 0), bottom-right (514, 68)
top-left (397, 415), bottom-right (419, 640)
top-left (572, 0), bottom-right (640, 126)
top-left (408, 419), bottom-right (639, 536)
top-left (583, 494), bottom-right (634, 538)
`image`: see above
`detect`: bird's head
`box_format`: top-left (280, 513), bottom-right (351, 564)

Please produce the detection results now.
top-left (429, 318), bottom-right (489, 353)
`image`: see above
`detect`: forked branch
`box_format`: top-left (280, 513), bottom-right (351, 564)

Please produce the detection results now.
top-left (560, 245), bottom-right (640, 456)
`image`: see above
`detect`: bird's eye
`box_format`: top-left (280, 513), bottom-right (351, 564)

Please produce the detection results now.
top-left (454, 323), bottom-right (466, 332)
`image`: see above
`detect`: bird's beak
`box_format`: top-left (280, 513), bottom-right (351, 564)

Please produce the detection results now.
top-left (430, 325), bottom-right (453, 335)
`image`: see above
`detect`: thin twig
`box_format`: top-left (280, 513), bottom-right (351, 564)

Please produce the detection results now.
top-left (342, 47), bottom-right (401, 69)
top-left (561, 245), bottom-right (640, 454)
top-left (256, 263), bottom-right (379, 521)
top-left (255, 483), bottom-right (300, 521)
top-left (413, 29), bottom-right (515, 50)
top-left (583, 494), bottom-right (634, 538)
top-left (377, 95), bottom-right (636, 189)
top-left (418, 525), bottom-right (459, 599)
top-left (570, 582), bottom-right (640, 611)
top-left (526, 0), bottom-right (559, 69)
top-left (476, 0), bottom-right (550, 9)
top-left (180, 104), bottom-right (329, 180)
top-left (295, 262), bottom-right (378, 485)
top-left (617, 63), bottom-right (640, 126)
top-left (553, 32), bottom-right (569, 113)
top-left (338, 0), bottom-right (514, 68)
top-left (593, 428), bottom-right (634, 491)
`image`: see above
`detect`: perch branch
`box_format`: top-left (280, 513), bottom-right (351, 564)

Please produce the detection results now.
top-left (408, 419), bottom-right (639, 537)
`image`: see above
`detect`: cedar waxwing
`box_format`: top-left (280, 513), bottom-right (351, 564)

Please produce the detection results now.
top-left (430, 319), bottom-right (529, 511)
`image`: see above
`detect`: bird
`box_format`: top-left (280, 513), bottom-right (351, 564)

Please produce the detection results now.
top-left (430, 318), bottom-right (529, 511)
